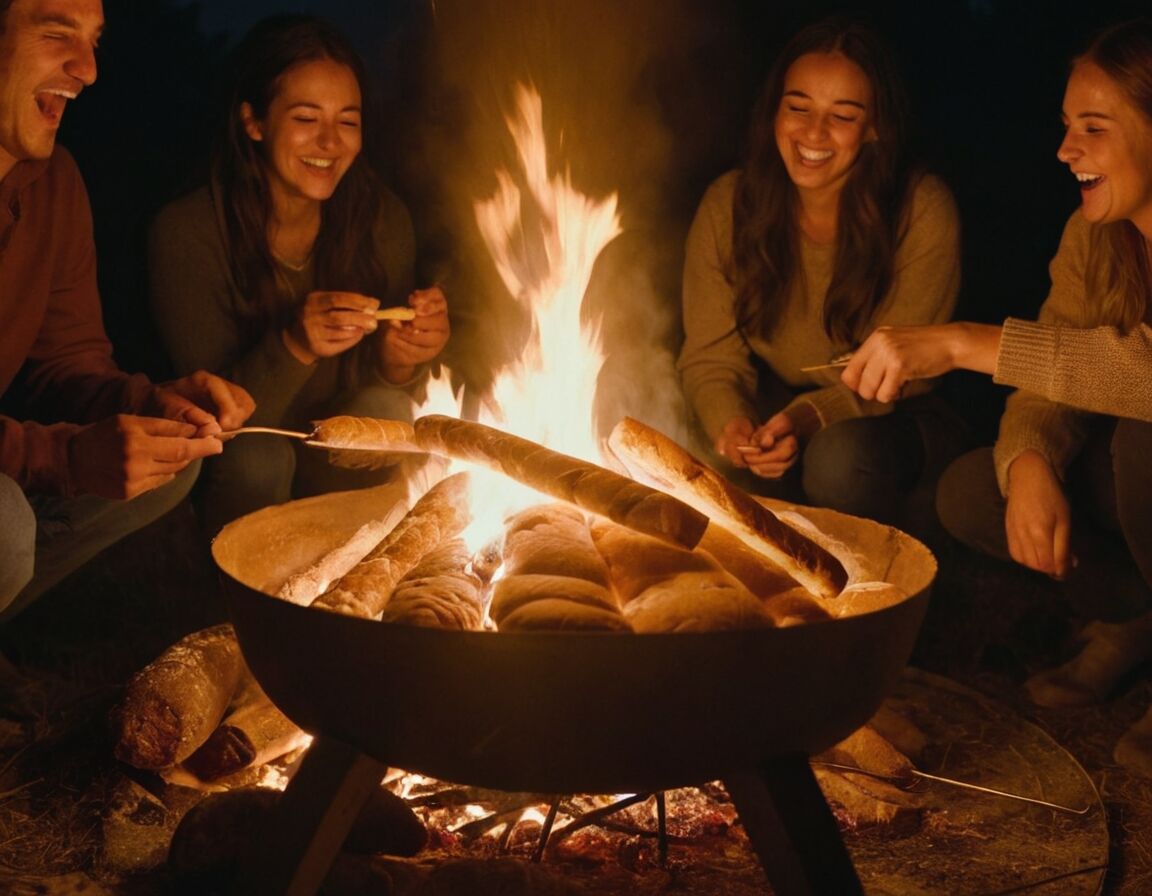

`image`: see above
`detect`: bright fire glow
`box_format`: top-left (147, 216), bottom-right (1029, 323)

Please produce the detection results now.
top-left (419, 83), bottom-right (622, 552)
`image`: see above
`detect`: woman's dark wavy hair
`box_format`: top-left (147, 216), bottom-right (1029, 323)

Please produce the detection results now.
top-left (212, 14), bottom-right (391, 343)
top-left (1077, 18), bottom-right (1152, 331)
top-left (731, 16), bottom-right (916, 345)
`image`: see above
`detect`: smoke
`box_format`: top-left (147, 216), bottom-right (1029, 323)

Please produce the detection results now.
top-left (405, 0), bottom-right (748, 447)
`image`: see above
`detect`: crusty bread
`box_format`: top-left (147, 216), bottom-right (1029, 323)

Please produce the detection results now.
top-left (607, 417), bottom-right (847, 598)
top-left (491, 504), bottom-right (630, 633)
top-left (762, 586), bottom-right (834, 627)
top-left (111, 624), bottom-right (244, 771)
top-left (589, 518), bottom-right (773, 633)
top-left (309, 415), bottom-right (418, 452)
top-left (311, 471), bottom-right (472, 618)
top-left (412, 414), bottom-right (708, 551)
top-left (379, 538), bottom-right (484, 630)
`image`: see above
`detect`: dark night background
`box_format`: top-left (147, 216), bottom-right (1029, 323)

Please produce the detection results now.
top-left (59, 0), bottom-right (1151, 442)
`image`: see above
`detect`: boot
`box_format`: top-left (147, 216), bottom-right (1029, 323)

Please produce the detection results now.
top-left (1024, 613), bottom-right (1152, 708)
top-left (1115, 704), bottom-right (1152, 778)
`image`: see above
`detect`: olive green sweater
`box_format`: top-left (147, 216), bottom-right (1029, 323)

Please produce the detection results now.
top-left (678, 170), bottom-right (961, 442)
top-left (992, 210), bottom-right (1152, 493)
top-left (148, 185), bottom-right (416, 431)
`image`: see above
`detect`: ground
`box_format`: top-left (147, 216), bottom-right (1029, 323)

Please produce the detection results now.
top-left (0, 498), bottom-right (1149, 894)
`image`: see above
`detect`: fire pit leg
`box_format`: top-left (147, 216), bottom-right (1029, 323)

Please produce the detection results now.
top-left (724, 755), bottom-right (863, 896)
top-left (232, 735), bottom-right (389, 896)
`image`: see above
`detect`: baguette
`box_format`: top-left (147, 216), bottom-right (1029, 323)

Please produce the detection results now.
top-left (607, 417), bottom-right (847, 598)
top-left (309, 415), bottom-right (421, 471)
top-left (111, 624), bottom-right (244, 770)
top-left (412, 414), bottom-right (707, 551)
top-left (310, 471), bottom-right (472, 618)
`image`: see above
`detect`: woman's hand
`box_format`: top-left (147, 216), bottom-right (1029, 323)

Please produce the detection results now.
top-left (742, 412), bottom-right (800, 479)
top-left (716, 417), bottom-right (758, 466)
top-left (842, 322), bottom-right (1002, 402)
top-left (1004, 450), bottom-right (1074, 579)
top-left (283, 291), bottom-right (381, 365)
top-left (378, 286), bottom-right (450, 384)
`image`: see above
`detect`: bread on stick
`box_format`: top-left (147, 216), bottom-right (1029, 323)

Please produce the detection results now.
top-left (607, 417), bottom-right (847, 598)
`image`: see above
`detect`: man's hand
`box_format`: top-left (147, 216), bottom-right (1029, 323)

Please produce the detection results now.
top-left (378, 286), bottom-right (450, 384)
top-left (284, 291), bottom-right (382, 365)
top-left (69, 415), bottom-right (224, 499)
top-left (1004, 450), bottom-right (1074, 579)
top-left (150, 371), bottom-right (255, 435)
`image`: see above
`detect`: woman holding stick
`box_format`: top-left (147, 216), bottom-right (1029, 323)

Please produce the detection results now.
top-left (842, 18), bottom-right (1152, 776)
top-left (677, 16), bottom-right (965, 533)
top-left (150, 16), bottom-right (449, 531)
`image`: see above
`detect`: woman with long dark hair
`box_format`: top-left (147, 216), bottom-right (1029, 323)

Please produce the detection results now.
top-left (149, 15), bottom-right (449, 531)
top-left (843, 18), bottom-right (1152, 775)
top-left (678, 16), bottom-right (963, 531)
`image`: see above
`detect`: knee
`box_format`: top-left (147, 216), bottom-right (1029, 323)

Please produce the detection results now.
top-left (0, 475), bottom-right (36, 613)
top-left (335, 384), bottom-right (415, 422)
top-left (936, 448), bottom-right (1000, 549)
top-left (801, 420), bottom-right (892, 510)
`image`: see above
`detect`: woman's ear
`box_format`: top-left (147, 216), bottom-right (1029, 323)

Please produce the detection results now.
top-left (240, 102), bottom-right (264, 142)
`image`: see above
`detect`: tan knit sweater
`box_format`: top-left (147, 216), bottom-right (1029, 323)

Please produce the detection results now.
top-left (992, 210), bottom-right (1152, 493)
top-left (678, 170), bottom-right (961, 443)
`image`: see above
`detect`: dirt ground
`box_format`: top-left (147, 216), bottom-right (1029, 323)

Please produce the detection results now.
top-left (0, 498), bottom-right (1149, 895)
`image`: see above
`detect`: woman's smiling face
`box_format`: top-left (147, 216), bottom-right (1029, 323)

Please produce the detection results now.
top-left (242, 57), bottom-right (363, 207)
top-left (774, 51), bottom-right (877, 202)
top-left (1058, 59), bottom-right (1152, 238)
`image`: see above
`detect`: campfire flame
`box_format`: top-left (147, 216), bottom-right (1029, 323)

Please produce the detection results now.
top-left (421, 82), bottom-right (623, 552)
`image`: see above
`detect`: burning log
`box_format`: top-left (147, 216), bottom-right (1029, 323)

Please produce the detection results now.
top-left (378, 537), bottom-right (485, 630)
top-left (111, 624), bottom-right (245, 771)
top-left (607, 417), bottom-right (848, 598)
top-left (490, 504), bottom-right (630, 632)
top-left (182, 673), bottom-right (308, 782)
top-left (311, 471), bottom-right (473, 618)
top-left (411, 414), bottom-right (708, 551)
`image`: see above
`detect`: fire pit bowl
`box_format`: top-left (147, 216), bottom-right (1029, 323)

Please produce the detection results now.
top-left (212, 481), bottom-right (935, 895)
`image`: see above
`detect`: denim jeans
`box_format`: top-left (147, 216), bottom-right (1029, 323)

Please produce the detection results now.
top-left (937, 418), bottom-right (1152, 622)
top-left (0, 460), bottom-right (199, 621)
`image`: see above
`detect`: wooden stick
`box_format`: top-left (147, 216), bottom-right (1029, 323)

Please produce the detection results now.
top-left (412, 414), bottom-right (708, 551)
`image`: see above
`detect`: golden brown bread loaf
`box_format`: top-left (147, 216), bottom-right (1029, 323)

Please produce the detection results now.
top-left (607, 417), bottom-right (847, 598)
top-left (589, 518), bottom-right (774, 633)
top-left (111, 624), bottom-right (245, 770)
top-left (491, 504), bottom-right (630, 633)
top-left (311, 471), bottom-right (472, 618)
top-left (412, 414), bottom-right (708, 551)
top-left (308, 415), bottom-right (421, 471)
top-left (379, 538), bottom-right (485, 630)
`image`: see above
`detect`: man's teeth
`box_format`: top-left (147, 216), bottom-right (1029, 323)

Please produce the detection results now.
top-left (302, 157), bottom-right (335, 169)
top-left (798, 146), bottom-right (833, 162)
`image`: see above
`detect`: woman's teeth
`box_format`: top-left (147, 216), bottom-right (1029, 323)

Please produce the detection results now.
top-left (1076, 172), bottom-right (1103, 189)
top-left (798, 146), bottom-right (833, 162)
top-left (302, 157), bottom-right (335, 169)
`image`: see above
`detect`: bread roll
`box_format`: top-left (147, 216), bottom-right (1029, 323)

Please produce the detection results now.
top-left (492, 504), bottom-right (629, 633)
top-left (379, 538), bottom-right (484, 630)
top-left (589, 519), bottom-right (773, 633)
